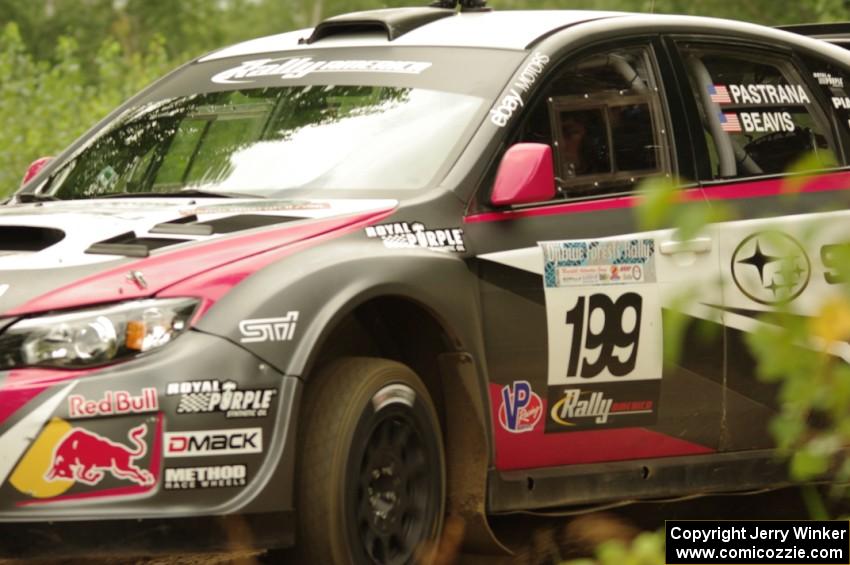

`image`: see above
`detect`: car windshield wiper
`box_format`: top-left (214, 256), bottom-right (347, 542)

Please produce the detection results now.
top-left (15, 193), bottom-right (61, 203)
top-left (87, 189), bottom-right (253, 200)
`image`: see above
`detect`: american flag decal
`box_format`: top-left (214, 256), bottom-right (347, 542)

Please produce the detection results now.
top-left (719, 112), bottom-right (741, 133)
top-left (708, 84), bottom-right (732, 104)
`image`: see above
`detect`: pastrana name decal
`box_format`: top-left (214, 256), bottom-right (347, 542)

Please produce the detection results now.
top-left (212, 57), bottom-right (432, 84)
top-left (365, 222), bottom-right (465, 252)
top-left (164, 464), bottom-right (247, 490)
top-left (710, 83), bottom-right (811, 106)
top-left (166, 380), bottom-right (277, 418)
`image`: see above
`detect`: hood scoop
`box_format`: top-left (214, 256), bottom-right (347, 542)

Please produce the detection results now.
top-left (150, 213), bottom-right (301, 236)
top-left (86, 232), bottom-right (190, 258)
top-left (0, 226), bottom-right (65, 253)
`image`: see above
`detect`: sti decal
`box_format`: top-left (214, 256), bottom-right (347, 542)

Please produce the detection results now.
top-left (212, 57), bottom-right (432, 84)
top-left (164, 464), bottom-right (247, 490)
top-left (541, 237), bottom-right (662, 431)
top-left (489, 51), bottom-right (549, 127)
top-left (365, 222), bottom-right (465, 252)
top-left (497, 381), bottom-right (543, 434)
top-left (731, 231), bottom-right (810, 305)
top-left (164, 428), bottom-right (262, 458)
top-left (67, 388), bottom-right (158, 419)
top-left (166, 380), bottom-right (277, 418)
top-left (239, 312), bottom-right (299, 343)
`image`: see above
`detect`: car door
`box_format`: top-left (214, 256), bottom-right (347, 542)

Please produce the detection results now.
top-left (464, 38), bottom-right (725, 474)
top-left (671, 38), bottom-right (850, 452)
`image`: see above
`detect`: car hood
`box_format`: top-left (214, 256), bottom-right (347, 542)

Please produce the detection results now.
top-left (0, 197), bottom-right (396, 316)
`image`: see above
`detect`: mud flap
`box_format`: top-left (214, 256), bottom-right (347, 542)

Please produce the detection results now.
top-left (438, 352), bottom-right (512, 556)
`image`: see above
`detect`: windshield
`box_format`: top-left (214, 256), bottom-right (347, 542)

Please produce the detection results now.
top-left (44, 85), bottom-right (485, 200)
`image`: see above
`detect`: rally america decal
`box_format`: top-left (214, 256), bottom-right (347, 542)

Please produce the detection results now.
top-left (212, 57), bottom-right (432, 84)
top-left (541, 237), bottom-right (662, 432)
top-left (166, 380), bottom-right (277, 418)
top-left (365, 222), bottom-right (465, 252)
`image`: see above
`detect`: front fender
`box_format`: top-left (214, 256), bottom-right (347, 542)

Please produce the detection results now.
top-left (190, 236), bottom-right (487, 380)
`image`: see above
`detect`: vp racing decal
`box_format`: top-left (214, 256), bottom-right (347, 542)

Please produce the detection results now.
top-left (212, 57), bottom-right (432, 84)
top-left (541, 238), bottom-right (661, 432)
top-left (497, 381), bottom-right (543, 434)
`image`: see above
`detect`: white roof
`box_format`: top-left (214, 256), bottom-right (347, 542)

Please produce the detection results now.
top-left (199, 10), bottom-right (624, 62)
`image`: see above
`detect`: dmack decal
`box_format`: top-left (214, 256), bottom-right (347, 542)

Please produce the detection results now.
top-left (497, 381), bottom-right (542, 434)
top-left (67, 388), bottom-right (158, 419)
top-left (44, 423), bottom-right (154, 487)
top-left (166, 380), bottom-right (277, 418)
top-left (165, 428), bottom-right (262, 457)
top-left (212, 57), bottom-right (432, 84)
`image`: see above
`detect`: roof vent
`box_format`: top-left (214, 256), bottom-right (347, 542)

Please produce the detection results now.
top-left (303, 7), bottom-right (455, 44)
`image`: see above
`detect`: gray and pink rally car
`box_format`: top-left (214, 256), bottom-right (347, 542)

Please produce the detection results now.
top-left (4, 3), bottom-right (850, 563)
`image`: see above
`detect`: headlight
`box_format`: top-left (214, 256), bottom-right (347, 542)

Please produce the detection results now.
top-left (0, 298), bottom-right (198, 369)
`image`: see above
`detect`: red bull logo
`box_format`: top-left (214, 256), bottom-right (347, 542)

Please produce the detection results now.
top-left (44, 423), bottom-right (154, 487)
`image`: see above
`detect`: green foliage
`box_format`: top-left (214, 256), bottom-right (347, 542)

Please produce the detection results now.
top-left (563, 529), bottom-right (666, 565)
top-left (0, 22), bottom-right (170, 195)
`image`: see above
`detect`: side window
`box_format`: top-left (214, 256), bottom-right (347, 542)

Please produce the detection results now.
top-left (679, 45), bottom-right (837, 180)
top-left (802, 54), bottom-right (850, 155)
top-left (514, 45), bottom-right (670, 198)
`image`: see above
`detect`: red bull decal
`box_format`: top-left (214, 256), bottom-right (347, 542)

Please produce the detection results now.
top-left (497, 380), bottom-right (543, 434)
top-left (67, 388), bottom-right (158, 419)
top-left (11, 415), bottom-right (162, 505)
top-left (45, 423), bottom-right (154, 486)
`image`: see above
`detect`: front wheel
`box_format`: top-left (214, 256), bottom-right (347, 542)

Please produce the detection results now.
top-left (296, 357), bottom-right (446, 565)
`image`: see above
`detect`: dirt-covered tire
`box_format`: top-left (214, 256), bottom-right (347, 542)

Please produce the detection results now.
top-left (295, 357), bottom-right (446, 565)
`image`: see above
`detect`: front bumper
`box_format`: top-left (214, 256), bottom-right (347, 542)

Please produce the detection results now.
top-left (0, 330), bottom-right (300, 524)
top-left (0, 512), bottom-right (294, 558)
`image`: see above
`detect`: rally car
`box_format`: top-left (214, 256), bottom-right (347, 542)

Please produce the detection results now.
top-left (3, 3), bottom-right (850, 563)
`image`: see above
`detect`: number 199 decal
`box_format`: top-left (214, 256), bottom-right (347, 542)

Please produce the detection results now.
top-left (541, 238), bottom-right (662, 432)
top-left (565, 292), bottom-right (642, 379)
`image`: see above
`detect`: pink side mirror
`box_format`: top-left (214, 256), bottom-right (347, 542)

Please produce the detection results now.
top-left (21, 156), bottom-right (53, 187)
top-left (491, 143), bottom-right (555, 207)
